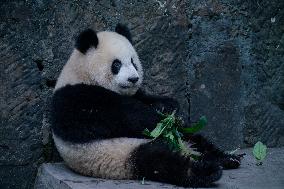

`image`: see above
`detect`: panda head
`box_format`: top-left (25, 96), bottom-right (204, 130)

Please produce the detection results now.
top-left (62, 24), bottom-right (143, 96)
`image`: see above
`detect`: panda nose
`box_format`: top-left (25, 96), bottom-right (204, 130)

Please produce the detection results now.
top-left (128, 77), bottom-right (139, 84)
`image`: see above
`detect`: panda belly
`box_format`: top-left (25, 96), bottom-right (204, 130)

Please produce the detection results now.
top-left (53, 134), bottom-right (148, 179)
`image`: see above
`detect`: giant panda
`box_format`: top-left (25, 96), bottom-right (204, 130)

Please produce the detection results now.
top-left (52, 24), bottom-right (242, 187)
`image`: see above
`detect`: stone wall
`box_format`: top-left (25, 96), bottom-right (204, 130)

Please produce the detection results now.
top-left (187, 0), bottom-right (284, 149)
top-left (0, 0), bottom-right (283, 188)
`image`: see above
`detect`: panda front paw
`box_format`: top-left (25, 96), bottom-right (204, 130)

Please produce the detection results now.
top-left (220, 154), bottom-right (244, 169)
top-left (187, 161), bottom-right (222, 187)
top-left (151, 98), bottom-right (179, 114)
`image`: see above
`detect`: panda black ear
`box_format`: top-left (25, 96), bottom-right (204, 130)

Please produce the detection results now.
top-left (75, 29), bottom-right (98, 54)
top-left (115, 23), bottom-right (132, 43)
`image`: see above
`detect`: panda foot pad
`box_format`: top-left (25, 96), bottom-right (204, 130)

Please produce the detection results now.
top-left (221, 154), bottom-right (245, 169)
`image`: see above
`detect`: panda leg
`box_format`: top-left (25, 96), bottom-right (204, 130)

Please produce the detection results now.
top-left (130, 139), bottom-right (222, 187)
top-left (55, 135), bottom-right (222, 187)
top-left (188, 134), bottom-right (243, 169)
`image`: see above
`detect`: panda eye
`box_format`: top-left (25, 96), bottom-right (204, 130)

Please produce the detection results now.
top-left (111, 59), bottom-right (122, 75)
top-left (131, 58), bottom-right (137, 70)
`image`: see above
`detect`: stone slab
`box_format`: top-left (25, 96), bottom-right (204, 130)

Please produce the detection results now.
top-left (34, 148), bottom-right (284, 189)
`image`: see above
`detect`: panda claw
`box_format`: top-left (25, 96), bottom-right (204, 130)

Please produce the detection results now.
top-left (221, 154), bottom-right (242, 169)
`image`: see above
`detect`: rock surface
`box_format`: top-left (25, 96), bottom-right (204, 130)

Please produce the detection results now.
top-left (0, 0), bottom-right (283, 189)
top-left (187, 0), bottom-right (284, 149)
top-left (34, 148), bottom-right (284, 189)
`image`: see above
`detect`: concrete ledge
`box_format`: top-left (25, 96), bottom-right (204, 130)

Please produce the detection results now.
top-left (34, 148), bottom-right (284, 189)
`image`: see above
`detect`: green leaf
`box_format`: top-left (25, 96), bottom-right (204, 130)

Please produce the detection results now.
top-left (156, 111), bottom-right (168, 118)
top-left (164, 131), bottom-right (175, 141)
top-left (181, 116), bottom-right (207, 134)
top-left (164, 131), bottom-right (179, 151)
top-left (150, 123), bottom-right (166, 138)
top-left (142, 128), bottom-right (152, 137)
top-left (178, 138), bottom-right (188, 153)
top-left (253, 141), bottom-right (267, 161)
top-left (142, 111), bottom-right (204, 160)
top-left (177, 138), bottom-right (200, 159)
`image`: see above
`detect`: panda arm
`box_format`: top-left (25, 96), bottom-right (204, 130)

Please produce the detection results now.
top-left (134, 89), bottom-right (179, 114)
top-left (52, 84), bottom-right (162, 142)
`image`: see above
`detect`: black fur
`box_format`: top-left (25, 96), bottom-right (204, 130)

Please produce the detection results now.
top-left (75, 29), bottom-right (98, 54)
top-left (130, 139), bottom-right (222, 187)
top-left (134, 89), bottom-right (180, 114)
top-left (111, 59), bottom-right (122, 75)
top-left (52, 84), bottom-right (177, 143)
top-left (115, 23), bottom-right (132, 43)
top-left (188, 134), bottom-right (242, 169)
top-left (189, 160), bottom-right (222, 187)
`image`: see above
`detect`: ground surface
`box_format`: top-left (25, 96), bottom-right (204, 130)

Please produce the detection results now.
top-left (34, 148), bottom-right (284, 189)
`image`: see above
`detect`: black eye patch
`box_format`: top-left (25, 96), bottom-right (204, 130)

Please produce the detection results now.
top-left (111, 59), bottom-right (122, 75)
top-left (131, 58), bottom-right (137, 70)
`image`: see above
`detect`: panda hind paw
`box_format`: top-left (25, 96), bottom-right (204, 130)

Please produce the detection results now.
top-left (221, 153), bottom-right (244, 169)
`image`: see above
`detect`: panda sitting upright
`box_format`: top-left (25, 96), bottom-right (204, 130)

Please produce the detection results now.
top-left (52, 24), bottom-right (241, 187)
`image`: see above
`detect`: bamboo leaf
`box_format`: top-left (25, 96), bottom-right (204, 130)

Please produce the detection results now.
top-left (150, 123), bottom-right (165, 138)
top-left (253, 141), bottom-right (267, 161)
top-left (142, 128), bottom-right (152, 137)
top-left (142, 111), bottom-right (205, 160)
top-left (181, 116), bottom-right (207, 134)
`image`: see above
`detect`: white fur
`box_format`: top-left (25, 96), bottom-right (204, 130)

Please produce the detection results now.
top-left (54, 31), bottom-right (143, 96)
top-left (53, 134), bottom-right (148, 179)
top-left (115, 64), bottom-right (139, 87)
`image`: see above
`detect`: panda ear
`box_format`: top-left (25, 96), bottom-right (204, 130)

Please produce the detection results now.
top-left (115, 23), bottom-right (132, 43)
top-left (75, 29), bottom-right (98, 54)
